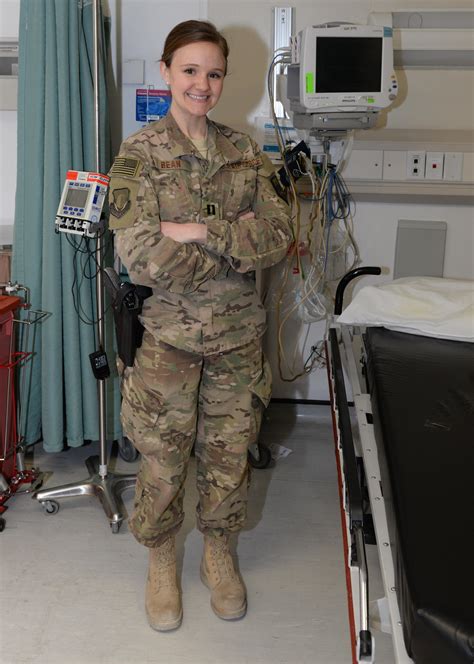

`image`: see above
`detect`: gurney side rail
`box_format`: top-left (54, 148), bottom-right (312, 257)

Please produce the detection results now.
top-left (338, 324), bottom-right (414, 664)
top-left (329, 328), bottom-right (364, 529)
top-left (328, 327), bottom-right (372, 662)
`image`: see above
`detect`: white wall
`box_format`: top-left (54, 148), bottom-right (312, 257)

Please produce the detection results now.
top-left (208, 0), bottom-right (474, 134)
top-left (0, 0), bottom-right (20, 242)
top-left (0, 0), bottom-right (20, 34)
top-left (107, 0), bottom-right (208, 146)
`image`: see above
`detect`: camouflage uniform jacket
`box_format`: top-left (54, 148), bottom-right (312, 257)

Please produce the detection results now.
top-left (108, 112), bottom-right (292, 355)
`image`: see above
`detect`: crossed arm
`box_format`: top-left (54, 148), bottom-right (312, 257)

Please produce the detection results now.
top-left (160, 212), bottom-right (255, 244)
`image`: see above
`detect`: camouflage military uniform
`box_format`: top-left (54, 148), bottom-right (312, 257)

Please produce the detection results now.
top-left (109, 112), bottom-right (292, 548)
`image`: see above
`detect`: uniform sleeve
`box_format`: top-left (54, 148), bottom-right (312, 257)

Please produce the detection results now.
top-left (203, 146), bottom-right (293, 273)
top-left (109, 142), bottom-right (229, 294)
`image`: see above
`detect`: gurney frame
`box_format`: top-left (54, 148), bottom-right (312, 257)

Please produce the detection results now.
top-left (325, 268), bottom-right (413, 664)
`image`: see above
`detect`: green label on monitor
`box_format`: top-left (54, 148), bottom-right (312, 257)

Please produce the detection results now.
top-left (368, 97), bottom-right (375, 103)
top-left (305, 72), bottom-right (315, 94)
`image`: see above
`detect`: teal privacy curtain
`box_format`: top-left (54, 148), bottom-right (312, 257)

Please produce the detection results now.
top-left (12, 0), bottom-right (121, 452)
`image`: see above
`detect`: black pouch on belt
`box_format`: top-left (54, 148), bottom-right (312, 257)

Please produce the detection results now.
top-left (104, 267), bottom-right (152, 367)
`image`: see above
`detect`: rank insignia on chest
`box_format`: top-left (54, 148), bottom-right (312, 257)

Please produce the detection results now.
top-left (204, 202), bottom-right (219, 218)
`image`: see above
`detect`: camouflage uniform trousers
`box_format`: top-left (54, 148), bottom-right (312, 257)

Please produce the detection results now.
top-left (121, 330), bottom-right (271, 548)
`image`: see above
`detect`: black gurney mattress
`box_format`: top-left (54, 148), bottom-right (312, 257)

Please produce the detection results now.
top-left (363, 327), bottom-right (474, 664)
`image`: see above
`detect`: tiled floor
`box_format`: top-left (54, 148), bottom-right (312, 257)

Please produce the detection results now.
top-left (0, 404), bottom-right (395, 664)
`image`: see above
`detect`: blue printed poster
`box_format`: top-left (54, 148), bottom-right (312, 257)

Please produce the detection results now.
top-left (136, 88), bottom-right (171, 122)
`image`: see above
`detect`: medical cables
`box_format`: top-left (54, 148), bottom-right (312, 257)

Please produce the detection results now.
top-left (266, 50), bottom-right (360, 381)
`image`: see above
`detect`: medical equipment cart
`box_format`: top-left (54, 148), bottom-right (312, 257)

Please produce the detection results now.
top-left (0, 293), bottom-right (46, 531)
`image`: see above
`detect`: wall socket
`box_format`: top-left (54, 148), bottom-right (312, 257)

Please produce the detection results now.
top-left (443, 152), bottom-right (464, 181)
top-left (425, 152), bottom-right (444, 180)
top-left (407, 151), bottom-right (426, 179)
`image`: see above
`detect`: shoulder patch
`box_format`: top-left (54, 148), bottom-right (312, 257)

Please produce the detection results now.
top-left (110, 157), bottom-right (142, 178)
top-left (110, 186), bottom-right (132, 219)
top-left (108, 177), bottom-right (140, 230)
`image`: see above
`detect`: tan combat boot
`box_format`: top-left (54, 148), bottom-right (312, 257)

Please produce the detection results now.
top-left (145, 537), bottom-right (182, 631)
top-left (200, 534), bottom-right (247, 620)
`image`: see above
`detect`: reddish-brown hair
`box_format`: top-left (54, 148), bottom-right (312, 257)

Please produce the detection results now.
top-left (161, 20), bottom-right (229, 74)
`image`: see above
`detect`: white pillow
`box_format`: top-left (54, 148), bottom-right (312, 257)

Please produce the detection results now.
top-left (337, 276), bottom-right (474, 342)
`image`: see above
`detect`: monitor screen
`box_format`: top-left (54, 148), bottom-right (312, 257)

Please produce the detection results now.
top-left (65, 187), bottom-right (89, 208)
top-left (315, 37), bottom-right (383, 93)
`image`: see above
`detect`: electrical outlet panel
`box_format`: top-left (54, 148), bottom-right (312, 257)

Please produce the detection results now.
top-left (425, 152), bottom-right (444, 180)
top-left (443, 152), bottom-right (464, 181)
top-left (341, 147), bottom-right (470, 184)
top-left (407, 151), bottom-right (426, 179)
top-left (383, 150), bottom-right (407, 180)
top-left (342, 150), bottom-right (383, 180)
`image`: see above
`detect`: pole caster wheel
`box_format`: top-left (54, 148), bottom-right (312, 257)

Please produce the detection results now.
top-left (248, 442), bottom-right (272, 469)
top-left (117, 436), bottom-right (139, 463)
top-left (110, 521), bottom-right (121, 534)
top-left (41, 500), bottom-right (60, 515)
top-left (0, 517), bottom-right (6, 532)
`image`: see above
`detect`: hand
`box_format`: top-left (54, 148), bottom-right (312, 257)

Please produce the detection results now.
top-left (160, 221), bottom-right (207, 244)
top-left (238, 211), bottom-right (255, 221)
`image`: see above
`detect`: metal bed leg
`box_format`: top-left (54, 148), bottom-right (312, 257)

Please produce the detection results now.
top-left (354, 525), bottom-right (374, 662)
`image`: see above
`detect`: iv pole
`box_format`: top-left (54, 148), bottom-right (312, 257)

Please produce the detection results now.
top-left (36, 0), bottom-right (136, 533)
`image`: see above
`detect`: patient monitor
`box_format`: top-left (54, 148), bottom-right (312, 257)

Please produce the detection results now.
top-left (284, 24), bottom-right (398, 131)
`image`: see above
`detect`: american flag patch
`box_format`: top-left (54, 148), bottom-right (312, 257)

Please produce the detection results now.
top-left (110, 157), bottom-right (141, 178)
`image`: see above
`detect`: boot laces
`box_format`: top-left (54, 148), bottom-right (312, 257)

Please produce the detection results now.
top-left (150, 563), bottom-right (176, 588)
top-left (210, 540), bottom-right (237, 581)
top-left (150, 539), bottom-right (177, 588)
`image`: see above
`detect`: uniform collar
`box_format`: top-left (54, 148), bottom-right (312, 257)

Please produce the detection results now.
top-left (158, 112), bottom-right (243, 164)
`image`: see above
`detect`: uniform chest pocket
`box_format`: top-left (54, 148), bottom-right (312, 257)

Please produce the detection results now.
top-left (152, 164), bottom-right (199, 223)
top-left (218, 167), bottom-right (257, 221)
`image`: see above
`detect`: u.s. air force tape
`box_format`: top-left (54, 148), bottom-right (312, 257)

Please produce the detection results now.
top-left (110, 157), bottom-right (141, 178)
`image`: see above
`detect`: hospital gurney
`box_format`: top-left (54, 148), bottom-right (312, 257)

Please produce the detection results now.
top-left (326, 268), bottom-right (474, 664)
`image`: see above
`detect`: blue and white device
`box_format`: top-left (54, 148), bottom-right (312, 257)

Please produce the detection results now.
top-left (55, 170), bottom-right (110, 237)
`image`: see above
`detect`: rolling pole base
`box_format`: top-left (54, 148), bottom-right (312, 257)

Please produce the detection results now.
top-left (35, 455), bottom-right (136, 533)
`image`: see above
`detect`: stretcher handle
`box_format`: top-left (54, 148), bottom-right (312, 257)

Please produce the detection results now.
top-left (334, 267), bottom-right (381, 315)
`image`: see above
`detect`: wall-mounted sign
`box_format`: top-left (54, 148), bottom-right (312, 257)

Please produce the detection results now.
top-left (136, 88), bottom-right (171, 123)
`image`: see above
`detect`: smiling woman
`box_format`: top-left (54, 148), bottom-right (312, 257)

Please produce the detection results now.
top-left (107, 19), bottom-right (293, 635)
top-left (160, 41), bottom-right (226, 135)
